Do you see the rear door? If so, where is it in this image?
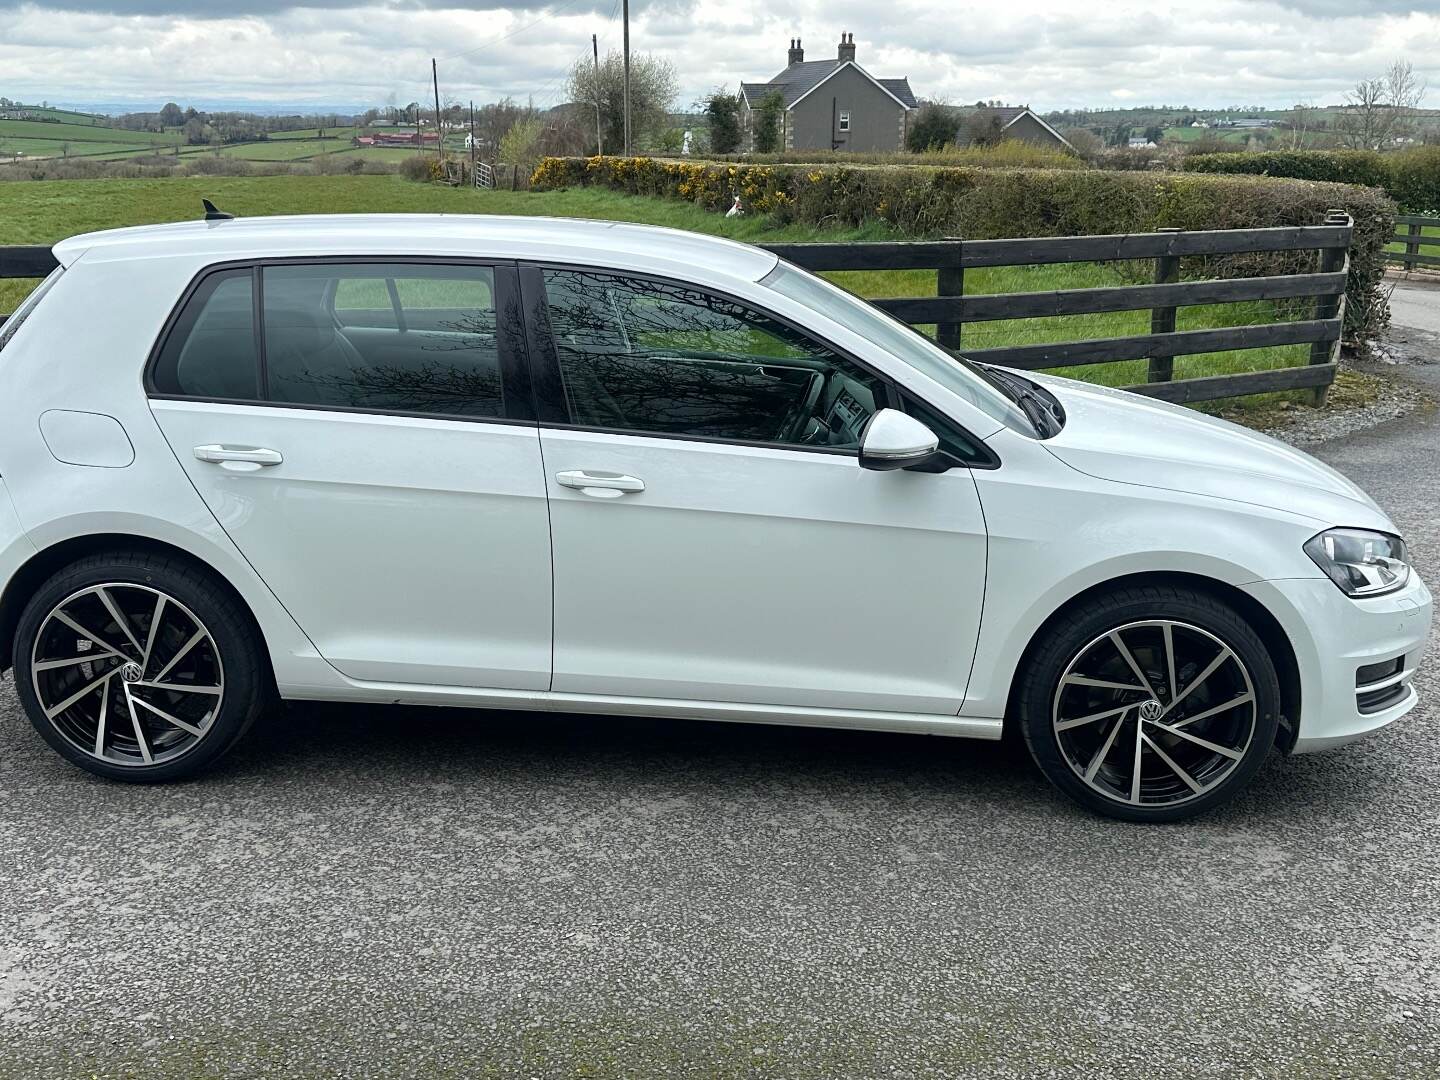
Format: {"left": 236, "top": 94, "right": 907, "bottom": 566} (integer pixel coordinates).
{"left": 147, "top": 259, "right": 554, "bottom": 691}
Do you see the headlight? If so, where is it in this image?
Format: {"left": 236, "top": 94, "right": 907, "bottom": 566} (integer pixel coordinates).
{"left": 1304, "top": 528, "right": 1411, "bottom": 597}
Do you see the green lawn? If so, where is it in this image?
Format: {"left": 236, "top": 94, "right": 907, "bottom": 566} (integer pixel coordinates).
{"left": 0, "top": 174, "right": 1317, "bottom": 404}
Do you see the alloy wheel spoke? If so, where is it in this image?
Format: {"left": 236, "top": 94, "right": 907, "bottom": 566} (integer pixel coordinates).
{"left": 1129, "top": 714, "right": 1145, "bottom": 803}
{"left": 122, "top": 685, "right": 154, "bottom": 764}
{"left": 95, "top": 587, "right": 144, "bottom": 655}
{"left": 1083, "top": 710, "right": 1129, "bottom": 782}
{"left": 52, "top": 611, "right": 128, "bottom": 663}
{"left": 141, "top": 594, "right": 166, "bottom": 674}
{"left": 151, "top": 628, "right": 207, "bottom": 685}
{"left": 137, "top": 681, "right": 222, "bottom": 697}
{"left": 1162, "top": 623, "right": 1178, "bottom": 703}
{"left": 1160, "top": 647, "right": 1236, "bottom": 720}
{"left": 1148, "top": 720, "right": 1245, "bottom": 761}
{"left": 35, "top": 654, "right": 118, "bottom": 673}
{"left": 1062, "top": 674, "right": 1151, "bottom": 694}
{"left": 1110, "top": 631, "right": 1154, "bottom": 696}
{"left": 1170, "top": 691, "right": 1254, "bottom": 730}
{"left": 44, "top": 671, "right": 114, "bottom": 719}
{"left": 1056, "top": 703, "right": 1130, "bottom": 733}
{"left": 130, "top": 694, "right": 207, "bottom": 738}
{"left": 93, "top": 682, "right": 110, "bottom": 757}
{"left": 1141, "top": 731, "right": 1206, "bottom": 795}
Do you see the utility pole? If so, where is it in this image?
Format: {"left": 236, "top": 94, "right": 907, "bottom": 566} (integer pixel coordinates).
{"left": 432, "top": 58, "right": 443, "bottom": 160}
{"left": 622, "top": 0, "right": 631, "bottom": 155}
{"left": 592, "top": 33, "right": 604, "bottom": 156}
{"left": 469, "top": 99, "right": 476, "bottom": 183}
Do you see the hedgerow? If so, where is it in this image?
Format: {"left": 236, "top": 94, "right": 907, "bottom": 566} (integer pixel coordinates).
{"left": 1185, "top": 147, "right": 1440, "bottom": 214}
{"left": 531, "top": 156, "right": 1398, "bottom": 339}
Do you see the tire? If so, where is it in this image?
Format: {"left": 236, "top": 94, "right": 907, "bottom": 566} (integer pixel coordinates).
{"left": 1017, "top": 585, "right": 1281, "bottom": 823}
{"left": 11, "top": 550, "right": 269, "bottom": 782}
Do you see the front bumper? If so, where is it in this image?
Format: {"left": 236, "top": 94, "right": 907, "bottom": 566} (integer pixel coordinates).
{"left": 1241, "top": 572, "right": 1433, "bottom": 753}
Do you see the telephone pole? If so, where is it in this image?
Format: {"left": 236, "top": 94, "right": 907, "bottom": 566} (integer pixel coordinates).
{"left": 592, "top": 33, "right": 604, "bottom": 156}
{"left": 622, "top": 0, "right": 631, "bottom": 155}
{"left": 432, "top": 58, "right": 443, "bottom": 160}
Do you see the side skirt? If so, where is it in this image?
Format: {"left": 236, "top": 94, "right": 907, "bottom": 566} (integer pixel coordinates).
{"left": 279, "top": 680, "right": 1004, "bottom": 741}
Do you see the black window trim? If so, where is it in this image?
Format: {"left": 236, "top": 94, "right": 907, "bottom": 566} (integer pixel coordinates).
{"left": 518, "top": 260, "right": 998, "bottom": 468}
{"left": 144, "top": 255, "right": 537, "bottom": 428}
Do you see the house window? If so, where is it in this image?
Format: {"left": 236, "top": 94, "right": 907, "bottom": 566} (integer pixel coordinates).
{"left": 838, "top": 111, "right": 851, "bottom": 132}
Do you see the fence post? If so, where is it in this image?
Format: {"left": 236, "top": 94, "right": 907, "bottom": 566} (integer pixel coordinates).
{"left": 1147, "top": 227, "right": 1182, "bottom": 384}
{"left": 935, "top": 238, "right": 964, "bottom": 351}
{"left": 1309, "top": 209, "right": 1351, "bottom": 407}
{"left": 1405, "top": 219, "right": 1422, "bottom": 272}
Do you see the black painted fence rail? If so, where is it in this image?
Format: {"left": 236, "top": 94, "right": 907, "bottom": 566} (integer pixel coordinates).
{"left": 765, "top": 211, "right": 1353, "bottom": 406}
{"left": 1391, "top": 213, "right": 1440, "bottom": 271}
{"left": 3, "top": 213, "right": 1353, "bottom": 405}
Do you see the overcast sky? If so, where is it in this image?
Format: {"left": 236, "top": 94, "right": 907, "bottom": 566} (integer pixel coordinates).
{"left": 2, "top": 0, "right": 1439, "bottom": 113}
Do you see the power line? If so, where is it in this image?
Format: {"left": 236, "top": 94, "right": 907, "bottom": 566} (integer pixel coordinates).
{"left": 435, "top": 0, "right": 594, "bottom": 65}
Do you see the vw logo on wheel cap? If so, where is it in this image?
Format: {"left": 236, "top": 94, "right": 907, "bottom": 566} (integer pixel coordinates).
{"left": 1139, "top": 699, "right": 1164, "bottom": 721}
{"left": 120, "top": 662, "right": 144, "bottom": 684}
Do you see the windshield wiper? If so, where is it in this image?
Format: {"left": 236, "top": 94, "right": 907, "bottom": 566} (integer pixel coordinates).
{"left": 981, "top": 366, "right": 1065, "bottom": 438}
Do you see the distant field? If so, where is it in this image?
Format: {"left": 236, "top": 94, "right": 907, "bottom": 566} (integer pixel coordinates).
{"left": 268, "top": 126, "right": 359, "bottom": 141}
{"left": 0, "top": 106, "right": 105, "bottom": 125}
{"left": 1161, "top": 127, "right": 1251, "bottom": 144}
{"left": 0, "top": 119, "right": 178, "bottom": 145}
{"left": 0, "top": 174, "right": 1319, "bottom": 409}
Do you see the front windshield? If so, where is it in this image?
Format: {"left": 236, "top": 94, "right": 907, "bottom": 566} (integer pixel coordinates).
{"left": 761, "top": 261, "right": 1035, "bottom": 436}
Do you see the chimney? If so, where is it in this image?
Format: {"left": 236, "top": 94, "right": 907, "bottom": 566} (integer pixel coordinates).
{"left": 788, "top": 38, "right": 804, "bottom": 66}
{"left": 837, "top": 32, "right": 856, "bottom": 64}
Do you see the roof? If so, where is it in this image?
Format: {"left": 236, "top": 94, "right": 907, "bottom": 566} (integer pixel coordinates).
{"left": 51, "top": 214, "right": 781, "bottom": 284}
{"left": 741, "top": 59, "right": 914, "bottom": 110}
{"left": 952, "top": 106, "right": 1074, "bottom": 151}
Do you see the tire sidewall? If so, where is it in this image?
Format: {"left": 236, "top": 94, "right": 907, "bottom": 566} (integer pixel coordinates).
{"left": 1019, "top": 590, "right": 1282, "bottom": 823}
{"left": 12, "top": 555, "right": 263, "bottom": 783}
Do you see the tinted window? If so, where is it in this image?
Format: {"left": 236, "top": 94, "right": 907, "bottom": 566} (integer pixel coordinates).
{"left": 151, "top": 269, "right": 260, "bottom": 400}
{"left": 542, "top": 269, "right": 887, "bottom": 449}
{"left": 264, "top": 263, "right": 502, "bottom": 418}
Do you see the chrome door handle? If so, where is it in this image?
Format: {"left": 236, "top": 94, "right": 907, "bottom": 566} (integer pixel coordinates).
{"left": 555, "top": 470, "right": 645, "bottom": 497}
{"left": 193, "top": 444, "right": 283, "bottom": 466}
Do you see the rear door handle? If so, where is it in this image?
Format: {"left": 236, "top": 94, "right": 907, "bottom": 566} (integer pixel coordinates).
{"left": 555, "top": 470, "right": 645, "bottom": 497}
{"left": 194, "top": 444, "right": 284, "bottom": 467}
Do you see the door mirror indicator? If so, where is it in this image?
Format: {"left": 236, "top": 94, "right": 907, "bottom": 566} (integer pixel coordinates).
{"left": 858, "top": 409, "right": 942, "bottom": 471}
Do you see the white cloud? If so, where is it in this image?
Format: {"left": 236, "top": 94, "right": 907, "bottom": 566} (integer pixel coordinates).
{"left": 0, "top": 0, "right": 1438, "bottom": 111}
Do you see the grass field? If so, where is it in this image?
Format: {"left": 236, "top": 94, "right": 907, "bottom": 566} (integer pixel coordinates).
{"left": 0, "top": 174, "right": 1319, "bottom": 406}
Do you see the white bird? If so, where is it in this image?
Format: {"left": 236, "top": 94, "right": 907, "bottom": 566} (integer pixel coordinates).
{"left": 725, "top": 195, "right": 744, "bottom": 218}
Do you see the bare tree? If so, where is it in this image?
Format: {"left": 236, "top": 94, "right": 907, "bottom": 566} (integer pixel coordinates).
{"left": 1279, "top": 102, "right": 1319, "bottom": 150}
{"left": 1335, "top": 59, "right": 1427, "bottom": 150}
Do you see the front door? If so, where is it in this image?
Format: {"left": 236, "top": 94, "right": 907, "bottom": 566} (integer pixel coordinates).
{"left": 148, "top": 260, "right": 553, "bottom": 690}
{"left": 525, "top": 265, "right": 988, "bottom": 715}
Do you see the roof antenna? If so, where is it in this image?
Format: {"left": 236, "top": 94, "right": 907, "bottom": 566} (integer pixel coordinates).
{"left": 201, "top": 198, "right": 234, "bottom": 222}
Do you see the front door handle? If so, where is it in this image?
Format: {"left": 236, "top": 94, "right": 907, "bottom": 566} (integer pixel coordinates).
{"left": 555, "top": 470, "right": 645, "bottom": 498}
{"left": 194, "top": 444, "right": 284, "bottom": 467}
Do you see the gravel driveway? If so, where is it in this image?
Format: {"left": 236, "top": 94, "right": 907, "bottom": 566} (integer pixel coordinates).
{"left": 1, "top": 387, "right": 1437, "bottom": 1078}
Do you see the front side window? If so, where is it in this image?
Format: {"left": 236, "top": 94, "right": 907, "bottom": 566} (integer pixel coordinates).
{"left": 264, "top": 263, "right": 502, "bottom": 418}
{"left": 541, "top": 268, "right": 888, "bottom": 449}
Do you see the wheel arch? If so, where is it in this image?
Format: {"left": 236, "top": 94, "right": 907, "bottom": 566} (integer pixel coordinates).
{"left": 1004, "top": 570, "right": 1302, "bottom": 753}
{"left": 0, "top": 532, "right": 272, "bottom": 691}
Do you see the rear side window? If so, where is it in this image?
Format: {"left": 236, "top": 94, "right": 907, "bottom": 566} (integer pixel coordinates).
{"left": 150, "top": 262, "right": 506, "bottom": 421}
{"left": 151, "top": 269, "right": 260, "bottom": 400}
{"left": 0, "top": 267, "right": 65, "bottom": 354}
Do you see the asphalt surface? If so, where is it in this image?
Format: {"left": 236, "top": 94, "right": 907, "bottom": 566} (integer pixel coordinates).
{"left": 1, "top": 381, "right": 1438, "bottom": 1079}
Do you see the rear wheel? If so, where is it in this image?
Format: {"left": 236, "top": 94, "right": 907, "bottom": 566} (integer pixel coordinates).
{"left": 1018, "top": 586, "right": 1281, "bottom": 822}
{"left": 12, "top": 552, "right": 268, "bottom": 782}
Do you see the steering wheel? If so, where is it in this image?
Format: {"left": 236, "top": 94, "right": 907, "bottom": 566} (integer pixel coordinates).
{"left": 785, "top": 371, "right": 829, "bottom": 444}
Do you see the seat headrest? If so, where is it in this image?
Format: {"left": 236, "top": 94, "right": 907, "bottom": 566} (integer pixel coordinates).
{"left": 266, "top": 303, "right": 334, "bottom": 354}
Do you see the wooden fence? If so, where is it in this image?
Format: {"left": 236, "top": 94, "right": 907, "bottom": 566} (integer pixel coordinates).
{"left": 1389, "top": 213, "right": 1440, "bottom": 272}
{"left": 3, "top": 211, "right": 1353, "bottom": 405}
{"left": 765, "top": 210, "right": 1352, "bottom": 406}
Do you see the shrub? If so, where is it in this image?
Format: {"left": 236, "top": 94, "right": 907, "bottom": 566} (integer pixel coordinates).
{"left": 532, "top": 156, "right": 1396, "bottom": 340}
{"left": 399, "top": 154, "right": 445, "bottom": 182}
{"left": 1387, "top": 146, "right": 1440, "bottom": 214}
{"left": 1183, "top": 147, "right": 1440, "bottom": 213}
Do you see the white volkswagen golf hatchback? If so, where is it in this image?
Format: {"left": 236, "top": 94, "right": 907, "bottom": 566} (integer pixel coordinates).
{"left": 0, "top": 213, "right": 1429, "bottom": 820}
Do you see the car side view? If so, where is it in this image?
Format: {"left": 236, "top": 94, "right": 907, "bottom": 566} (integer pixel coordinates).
{"left": 0, "top": 212, "right": 1430, "bottom": 821}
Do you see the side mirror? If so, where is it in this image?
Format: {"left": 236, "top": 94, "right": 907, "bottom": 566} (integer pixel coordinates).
{"left": 858, "top": 408, "right": 941, "bottom": 472}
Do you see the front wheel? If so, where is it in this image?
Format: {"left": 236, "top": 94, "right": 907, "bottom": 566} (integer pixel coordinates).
{"left": 1018, "top": 586, "right": 1281, "bottom": 822}
{"left": 12, "top": 551, "right": 269, "bottom": 782}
